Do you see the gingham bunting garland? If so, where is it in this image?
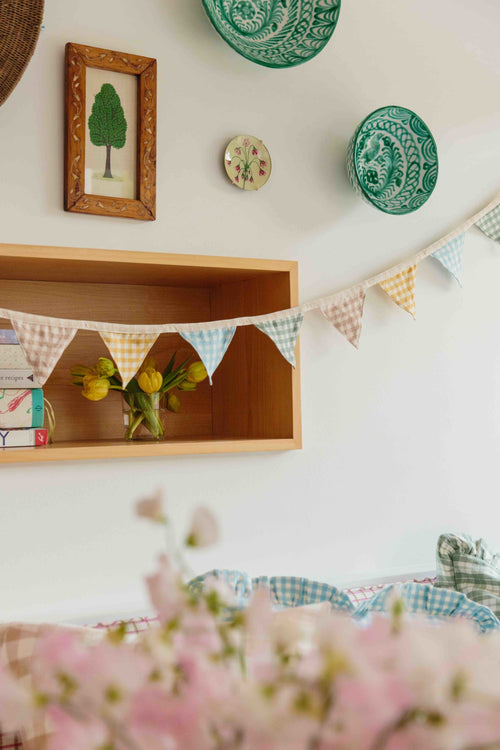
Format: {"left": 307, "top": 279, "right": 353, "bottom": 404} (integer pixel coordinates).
{"left": 432, "top": 234, "right": 465, "bottom": 286}
{"left": 100, "top": 332, "right": 159, "bottom": 386}
{"left": 10, "top": 321, "right": 78, "bottom": 386}
{"left": 0, "top": 192, "right": 498, "bottom": 382}
{"left": 255, "top": 314, "right": 303, "bottom": 367}
{"left": 320, "top": 289, "right": 366, "bottom": 348}
{"left": 475, "top": 205, "right": 500, "bottom": 241}
{"left": 180, "top": 327, "right": 236, "bottom": 384}
{"left": 379, "top": 264, "right": 417, "bottom": 319}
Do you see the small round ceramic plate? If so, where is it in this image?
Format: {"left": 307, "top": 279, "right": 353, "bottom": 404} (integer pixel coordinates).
{"left": 346, "top": 105, "right": 438, "bottom": 215}
{"left": 202, "top": 0, "right": 341, "bottom": 69}
{"left": 224, "top": 135, "right": 271, "bottom": 191}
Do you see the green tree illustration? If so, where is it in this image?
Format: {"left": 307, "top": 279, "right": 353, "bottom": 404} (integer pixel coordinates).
{"left": 88, "top": 83, "right": 127, "bottom": 179}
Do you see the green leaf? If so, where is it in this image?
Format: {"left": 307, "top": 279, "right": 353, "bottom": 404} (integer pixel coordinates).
{"left": 88, "top": 83, "right": 127, "bottom": 149}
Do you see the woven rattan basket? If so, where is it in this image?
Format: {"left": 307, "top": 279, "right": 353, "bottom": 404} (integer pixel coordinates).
{"left": 0, "top": 0, "right": 44, "bottom": 106}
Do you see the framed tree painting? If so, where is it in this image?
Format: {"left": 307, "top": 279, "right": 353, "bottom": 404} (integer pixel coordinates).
{"left": 64, "top": 43, "right": 157, "bottom": 220}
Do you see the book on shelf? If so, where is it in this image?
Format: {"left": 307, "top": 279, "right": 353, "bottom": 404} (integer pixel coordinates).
{"left": 0, "top": 330, "right": 41, "bottom": 388}
{"left": 0, "top": 388, "right": 44, "bottom": 429}
{"left": 0, "top": 330, "right": 18, "bottom": 345}
{"left": 0, "top": 428, "right": 49, "bottom": 448}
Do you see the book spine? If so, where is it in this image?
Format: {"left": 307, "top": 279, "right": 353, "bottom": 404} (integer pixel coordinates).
{"left": 0, "top": 389, "right": 44, "bottom": 428}
{"left": 0, "top": 371, "right": 41, "bottom": 388}
{"left": 0, "top": 330, "right": 18, "bottom": 345}
{"left": 0, "top": 344, "right": 30, "bottom": 369}
{"left": 0, "top": 428, "right": 48, "bottom": 447}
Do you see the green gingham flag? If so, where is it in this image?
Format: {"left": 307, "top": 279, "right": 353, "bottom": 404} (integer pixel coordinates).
{"left": 432, "top": 233, "right": 465, "bottom": 286}
{"left": 475, "top": 204, "right": 500, "bottom": 241}
{"left": 435, "top": 533, "right": 500, "bottom": 618}
{"left": 255, "top": 313, "right": 303, "bottom": 367}
{"left": 180, "top": 327, "right": 236, "bottom": 384}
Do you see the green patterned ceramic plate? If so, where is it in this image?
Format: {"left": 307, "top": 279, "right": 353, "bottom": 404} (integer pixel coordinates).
{"left": 346, "top": 105, "right": 438, "bottom": 215}
{"left": 201, "top": 0, "right": 341, "bottom": 69}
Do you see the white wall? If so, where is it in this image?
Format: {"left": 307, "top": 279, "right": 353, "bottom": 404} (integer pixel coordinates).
{"left": 1, "top": 0, "right": 499, "bottom": 622}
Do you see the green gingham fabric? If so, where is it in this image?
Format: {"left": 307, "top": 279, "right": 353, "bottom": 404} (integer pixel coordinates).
{"left": 255, "top": 313, "right": 303, "bottom": 368}
{"left": 475, "top": 204, "right": 500, "bottom": 241}
{"left": 354, "top": 582, "right": 499, "bottom": 633}
{"left": 435, "top": 533, "right": 500, "bottom": 618}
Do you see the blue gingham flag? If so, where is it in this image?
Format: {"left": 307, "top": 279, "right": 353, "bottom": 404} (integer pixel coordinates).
{"left": 432, "top": 233, "right": 465, "bottom": 286}
{"left": 180, "top": 327, "right": 236, "bottom": 384}
{"left": 255, "top": 313, "right": 303, "bottom": 367}
{"left": 475, "top": 205, "right": 500, "bottom": 241}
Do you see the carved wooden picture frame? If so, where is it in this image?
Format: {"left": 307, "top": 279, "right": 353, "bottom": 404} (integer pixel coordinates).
{"left": 65, "top": 43, "right": 156, "bottom": 220}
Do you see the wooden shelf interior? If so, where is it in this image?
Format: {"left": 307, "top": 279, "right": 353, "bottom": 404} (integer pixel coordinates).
{"left": 0, "top": 244, "right": 301, "bottom": 457}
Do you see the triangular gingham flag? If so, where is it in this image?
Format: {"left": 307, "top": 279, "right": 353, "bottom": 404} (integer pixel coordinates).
{"left": 432, "top": 233, "right": 465, "bottom": 286}
{"left": 475, "top": 205, "right": 500, "bottom": 241}
{"left": 11, "top": 320, "right": 78, "bottom": 386}
{"left": 255, "top": 313, "right": 303, "bottom": 368}
{"left": 379, "top": 264, "right": 417, "bottom": 319}
{"left": 180, "top": 327, "right": 236, "bottom": 384}
{"left": 100, "top": 332, "right": 158, "bottom": 386}
{"left": 320, "top": 289, "right": 366, "bottom": 348}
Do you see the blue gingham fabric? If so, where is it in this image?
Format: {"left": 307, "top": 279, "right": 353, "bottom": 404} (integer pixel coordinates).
{"left": 253, "top": 576, "right": 353, "bottom": 613}
{"left": 188, "top": 571, "right": 354, "bottom": 616}
{"left": 354, "top": 582, "right": 500, "bottom": 633}
{"left": 475, "top": 204, "right": 500, "bottom": 241}
{"left": 432, "top": 233, "right": 465, "bottom": 286}
{"left": 188, "top": 573, "right": 500, "bottom": 633}
{"left": 180, "top": 327, "right": 236, "bottom": 384}
{"left": 255, "top": 313, "right": 303, "bottom": 368}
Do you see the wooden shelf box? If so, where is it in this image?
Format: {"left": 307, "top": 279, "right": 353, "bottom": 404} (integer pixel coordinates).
{"left": 0, "top": 244, "right": 301, "bottom": 463}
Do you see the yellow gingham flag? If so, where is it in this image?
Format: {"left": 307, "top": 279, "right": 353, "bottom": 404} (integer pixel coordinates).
{"left": 100, "top": 332, "right": 158, "bottom": 386}
{"left": 379, "top": 264, "right": 417, "bottom": 319}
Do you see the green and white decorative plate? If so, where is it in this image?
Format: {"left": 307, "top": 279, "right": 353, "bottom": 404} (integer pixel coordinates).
{"left": 224, "top": 135, "right": 271, "bottom": 190}
{"left": 202, "top": 0, "right": 341, "bottom": 69}
{"left": 346, "top": 105, "right": 438, "bottom": 215}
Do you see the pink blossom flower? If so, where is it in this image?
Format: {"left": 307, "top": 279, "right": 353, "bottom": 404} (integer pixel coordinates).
{"left": 136, "top": 489, "right": 166, "bottom": 524}
{"left": 243, "top": 138, "right": 250, "bottom": 148}
{"left": 234, "top": 147, "right": 241, "bottom": 155}
{"left": 46, "top": 707, "right": 109, "bottom": 750}
{"left": 185, "top": 507, "right": 219, "bottom": 548}
{"left": 146, "top": 553, "right": 186, "bottom": 623}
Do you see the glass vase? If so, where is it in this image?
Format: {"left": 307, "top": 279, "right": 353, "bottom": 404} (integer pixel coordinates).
{"left": 122, "top": 392, "right": 164, "bottom": 441}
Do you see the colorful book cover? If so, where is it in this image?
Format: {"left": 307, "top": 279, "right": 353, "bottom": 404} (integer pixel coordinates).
{"left": 0, "top": 389, "right": 44, "bottom": 429}
{"left": 0, "top": 371, "right": 41, "bottom": 388}
{"left": 0, "top": 428, "right": 48, "bottom": 448}
{"left": 0, "top": 344, "right": 30, "bottom": 369}
{"left": 0, "top": 330, "right": 18, "bottom": 345}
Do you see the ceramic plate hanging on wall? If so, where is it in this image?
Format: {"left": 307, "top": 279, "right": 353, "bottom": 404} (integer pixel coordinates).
{"left": 224, "top": 135, "right": 271, "bottom": 191}
{"left": 202, "top": 0, "right": 341, "bottom": 69}
{"left": 346, "top": 105, "right": 438, "bottom": 215}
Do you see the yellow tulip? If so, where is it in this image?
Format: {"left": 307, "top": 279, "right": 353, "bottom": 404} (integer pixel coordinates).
{"left": 95, "top": 357, "right": 116, "bottom": 378}
{"left": 138, "top": 370, "right": 163, "bottom": 394}
{"left": 166, "top": 393, "right": 181, "bottom": 413}
{"left": 81, "top": 374, "right": 110, "bottom": 401}
{"left": 70, "top": 365, "right": 95, "bottom": 386}
{"left": 186, "top": 361, "right": 208, "bottom": 383}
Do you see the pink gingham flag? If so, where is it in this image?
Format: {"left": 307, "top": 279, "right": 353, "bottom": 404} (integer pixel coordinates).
{"left": 10, "top": 321, "right": 78, "bottom": 386}
{"left": 320, "top": 289, "right": 366, "bottom": 348}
